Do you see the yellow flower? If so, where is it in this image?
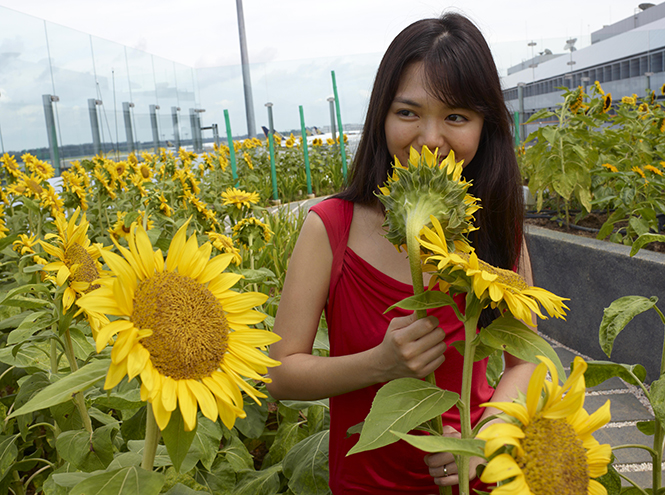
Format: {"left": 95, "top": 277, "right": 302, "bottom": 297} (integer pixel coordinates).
{"left": 420, "top": 217, "right": 568, "bottom": 323}
{"left": 0, "top": 205, "right": 9, "bottom": 239}
{"left": 661, "top": 83, "right": 665, "bottom": 96}
{"left": 207, "top": 231, "right": 242, "bottom": 265}
{"left": 110, "top": 211, "right": 154, "bottom": 239}
{"left": 222, "top": 187, "right": 260, "bottom": 209}
{"left": 40, "top": 184, "right": 64, "bottom": 216}
{"left": 13, "top": 234, "right": 39, "bottom": 256}
{"left": 593, "top": 81, "right": 604, "bottom": 95}
{"left": 39, "top": 209, "right": 107, "bottom": 315}
{"left": 477, "top": 356, "right": 612, "bottom": 495}
{"left": 644, "top": 165, "right": 663, "bottom": 176}
{"left": 285, "top": 134, "right": 296, "bottom": 148}
{"left": 232, "top": 217, "right": 273, "bottom": 249}
{"left": 1, "top": 153, "right": 22, "bottom": 179}
{"left": 621, "top": 96, "right": 636, "bottom": 106}
{"left": 76, "top": 220, "right": 281, "bottom": 431}
{"left": 326, "top": 137, "right": 335, "bottom": 146}
{"left": 601, "top": 163, "right": 618, "bottom": 173}
{"left": 158, "top": 193, "right": 173, "bottom": 217}
{"left": 24, "top": 154, "right": 54, "bottom": 182}
{"left": 242, "top": 152, "right": 254, "bottom": 170}
{"left": 601, "top": 93, "right": 612, "bottom": 113}
{"left": 632, "top": 166, "right": 646, "bottom": 179}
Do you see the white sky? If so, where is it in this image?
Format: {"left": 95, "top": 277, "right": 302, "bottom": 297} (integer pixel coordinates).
{"left": 0, "top": 0, "right": 641, "bottom": 68}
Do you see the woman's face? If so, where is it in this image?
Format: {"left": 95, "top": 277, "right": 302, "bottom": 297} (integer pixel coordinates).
{"left": 384, "top": 61, "right": 484, "bottom": 168}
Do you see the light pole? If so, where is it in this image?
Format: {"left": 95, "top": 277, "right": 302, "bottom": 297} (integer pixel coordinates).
{"left": 0, "top": 91, "right": 5, "bottom": 154}
{"left": 236, "top": 0, "right": 256, "bottom": 138}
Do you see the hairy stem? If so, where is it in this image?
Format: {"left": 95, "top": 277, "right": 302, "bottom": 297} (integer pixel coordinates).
{"left": 62, "top": 328, "right": 93, "bottom": 434}
{"left": 141, "top": 403, "right": 161, "bottom": 471}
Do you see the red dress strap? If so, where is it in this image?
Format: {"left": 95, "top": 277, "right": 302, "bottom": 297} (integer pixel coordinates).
{"left": 309, "top": 198, "right": 353, "bottom": 307}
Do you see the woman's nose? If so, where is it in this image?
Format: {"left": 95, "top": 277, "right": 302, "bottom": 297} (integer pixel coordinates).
{"left": 416, "top": 120, "right": 449, "bottom": 155}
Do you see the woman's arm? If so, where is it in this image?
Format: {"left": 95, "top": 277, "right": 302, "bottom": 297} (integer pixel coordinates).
{"left": 266, "top": 211, "right": 447, "bottom": 401}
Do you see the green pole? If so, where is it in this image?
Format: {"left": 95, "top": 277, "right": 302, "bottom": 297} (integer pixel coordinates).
{"left": 299, "top": 105, "right": 313, "bottom": 196}
{"left": 224, "top": 109, "right": 238, "bottom": 184}
{"left": 514, "top": 111, "right": 520, "bottom": 147}
{"left": 331, "top": 70, "right": 348, "bottom": 181}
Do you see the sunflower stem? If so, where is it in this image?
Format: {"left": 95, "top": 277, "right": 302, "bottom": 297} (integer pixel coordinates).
{"left": 457, "top": 313, "right": 480, "bottom": 495}
{"left": 141, "top": 403, "right": 161, "bottom": 471}
{"left": 62, "top": 328, "right": 93, "bottom": 434}
{"left": 405, "top": 212, "right": 448, "bottom": 495}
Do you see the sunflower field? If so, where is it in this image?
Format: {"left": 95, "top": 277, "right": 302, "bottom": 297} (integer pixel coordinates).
{"left": 0, "top": 139, "right": 343, "bottom": 494}
{"left": 519, "top": 82, "right": 665, "bottom": 244}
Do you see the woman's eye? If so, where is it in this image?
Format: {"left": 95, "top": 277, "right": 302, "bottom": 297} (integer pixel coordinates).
{"left": 397, "top": 109, "right": 416, "bottom": 117}
{"left": 447, "top": 114, "right": 468, "bottom": 122}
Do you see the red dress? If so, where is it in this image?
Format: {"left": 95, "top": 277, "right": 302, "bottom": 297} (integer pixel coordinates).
{"left": 310, "top": 198, "right": 493, "bottom": 494}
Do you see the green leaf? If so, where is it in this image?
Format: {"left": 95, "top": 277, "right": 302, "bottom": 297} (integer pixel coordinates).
{"left": 525, "top": 108, "right": 554, "bottom": 124}
{"left": 385, "top": 291, "right": 456, "bottom": 314}
{"left": 636, "top": 420, "right": 655, "bottom": 436}
{"left": 121, "top": 406, "right": 147, "bottom": 442}
{"left": 280, "top": 399, "right": 329, "bottom": 410}
{"left": 486, "top": 350, "right": 504, "bottom": 389}
{"left": 390, "top": 431, "right": 484, "bottom": 457}
{"left": 107, "top": 452, "right": 143, "bottom": 470}
{"left": 234, "top": 464, "right": 282, "bottom": 495}
{"left": 0, "top": 341, "right": 53, "bottom": 370}
{"left": 0, "top": 283, "right": 53, "bottom": 309}
{"left": 191, "top": 417, "right": 223, "bottom": 471}
{"left": 630, "top": 233, "right": 665, "bottom": 256}
{"left": 9, "top": 358, "right": 109, "bottom": 418}
{"left": 479, "top": 316, "right": 565, "bottom": 380}
{"left": 235, "top": 400, "right": 269, "bottom": 438}
{"left": 6, "top": 311, "right": 51, "bottom": 344}
{"left": 347, "top": 378, "right": 459, "bottom": 455}
{"left": 267, "top": 413, "right": 307, "bottom": 465}
{"left": 596, "top": 463, "right": 622, "bottom": 495}
{"left": 282, "top": 430, "right": 330, "bottom": 495}
{"left": 69, "top": 466, "right": 165, "bottom": 495}
{"left": 127, "top": 440, "right": 171, "bottom": 467}
{"left": 93, "top": 388, "right": 143, "bottom": 410}
{"left": 194, "top": 456, "right": 236, "bottom": 493}
{"left": 56, "top": 425, "right": 115, "bottom": 472}
{"left": 238, "top": 267, "right": 276, "bottom": 284}
{"left": 161, "top": 408, "right": 198, "bottom": 473}
{"left": 581, "top": 361, "right": 647, "bottom": 388}
{"left": 0, "top": 435, "right": 19, "bottom": 479}
{"left": 221, "top": 434, "right": 254, "bottom": 472}
{"left": 599, "top": 296, "right": 658, "bottom": 357}
{"left": 450, "top": 340, "right": 496, "bottom": 362}
{"left": 163, "top": 483, "right": 209, "bottom": 495}
{"left": 650, "top": 376, "right": 665, "bottom": 428}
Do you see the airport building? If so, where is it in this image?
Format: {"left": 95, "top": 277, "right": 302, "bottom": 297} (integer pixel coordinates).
{"left": 503, "top": 2, "right": 665, "bottom": 141}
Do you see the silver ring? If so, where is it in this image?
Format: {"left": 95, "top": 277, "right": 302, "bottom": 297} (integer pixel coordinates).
{"left": 443, "top": 465, "right": 448, "bottom": 477}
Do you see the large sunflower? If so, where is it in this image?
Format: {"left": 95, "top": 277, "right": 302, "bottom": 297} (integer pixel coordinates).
{"left": 77, "top": 220, "right": 281, "bottom": 431}
{"left": 477, "top": 356, "right": 612, "bottom": 495}
{"left": 419, "top": 216, "right": 568, "bottom": 323}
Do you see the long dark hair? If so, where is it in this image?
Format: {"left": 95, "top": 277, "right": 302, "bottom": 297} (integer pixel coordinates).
{"left": 337, "top": 12, "right": 524, "bottom": 278}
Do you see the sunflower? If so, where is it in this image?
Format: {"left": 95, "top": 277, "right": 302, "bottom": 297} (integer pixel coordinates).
{"left": 76, "top": 220, "right": 281, "bottom": 431}
{"left": 379, "top": 146, "right": 479, "bottom": 252}
{"left": 24, "top": 154, "right": 54, "bottom": 182}
{"left": 40, "top": 184, "right": 64, "bottom": 216}
{"left": 110, "top": 211, "right": 154, "bottom": 239}
{"left": 242, "top": 152, "right": 254, "bottom": 170}
{"left": 601, "top": 93, "right": 612, "bottom": 113}
{"left": 632, "top": 166, "right": 646, "bottom": 179}
{"left": 644, "top": 164, "right": 663, "bottom": 176}
{"left": 477, "top": 356, "right": 612, "bottom": 495}
{"left": 1, "top": 153, "right": 22, "bottom": 179}
{"left": 0, "top": 206, "right": 9, "bottom": 239}
{"left": 13, "top": 234, "right": 39, "bottom": 256}
{"left": 621, "top": 96, "right": 636, "bottom": 106}
{"left": 600, "top": 163, "right": 618, "bottom": 173}
{"left": 420, "top": 216, "right": 568, "bottom": 323}
{"left": 207, "top": 231, "right": 242, "bottom": 265}
{"left": 222, "top": 187, "right": 260, "bottom": 209}
{"left": 593, "top": 81, "right": 604, "bottom": 95}
{"left": 232, "top": 217, "right": 273, "bottom": 249}
{"left": 158, "top": 193, "right": 173, "bottom": 217}
{"left": 39, "top": 209, "right": 107, "bottom": 316}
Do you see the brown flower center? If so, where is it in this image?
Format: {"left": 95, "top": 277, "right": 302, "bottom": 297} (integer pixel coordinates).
{"left": 65, "top": 243, "right": 100, "bottom": 291}
{"left": 517, "top": 416, "right": 589, "bottom": 495}
{"left": 132, "top": 271, "right": 229, "bottom": 380}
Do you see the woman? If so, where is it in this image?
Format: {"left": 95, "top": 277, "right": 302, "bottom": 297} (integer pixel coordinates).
{"left": 267, "top": 12, "right": 535, "bottom": 494}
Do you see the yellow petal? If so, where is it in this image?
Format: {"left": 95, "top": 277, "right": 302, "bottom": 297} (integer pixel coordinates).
{"left": 482, "top": 401, "right": 530, "bottom": 426}
{"left": 221, "top": 292, "right": 268, "bottom": 312}
{"left": 133, "top": 225, "right": 156, "bottom": 276}
{"left": 198, "top": 253, "right": 234, "bottom": 284}
{"left": 177, "top": 380, "right": 198, "bottom": 431}
{"left": 166, "top": 219, "right": 191, "bottom": 271}
{"left": 104, "top": 359, "right": 128, "bottom": 389}
{"left": 188, "top": 379, "right": 218, "bottom": 422}
{"left": 111, "top": 327, "right": 138, "bottom": 364}
{"left": 480, "top": 453, "right": 523, "bottom": 484}
{"left": 95, "top": 319, "right": 134, "bottom": 353}
{"left": 588, "top": 479, "right": 608, "bottom": 495}
{"left": 152, "top": 391, "right": 172, "bottom": 430}
{"left": 126, "top": 343, "right": 150, "bottom": 381}
{"left": 161, "top": 376, "right": 178, "bottom": 412}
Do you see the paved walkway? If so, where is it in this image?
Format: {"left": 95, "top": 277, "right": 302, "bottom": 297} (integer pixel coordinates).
{"left": 545, "top": 333, "right": 662, "bottom": 489}
{"left": 269, "top": 196, "right": 663, "bottom": 489}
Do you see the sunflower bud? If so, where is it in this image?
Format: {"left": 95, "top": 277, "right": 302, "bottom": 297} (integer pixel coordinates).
{"left": 377, "top": 146, "right": 479, "bottom": 252}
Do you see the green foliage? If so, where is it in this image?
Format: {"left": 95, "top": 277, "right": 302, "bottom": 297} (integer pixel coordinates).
{"left": 521, "top": 85, "right": 665, "bottom": 243}
{"left": 599, "top": 296, "right": 658, "bottom": 357}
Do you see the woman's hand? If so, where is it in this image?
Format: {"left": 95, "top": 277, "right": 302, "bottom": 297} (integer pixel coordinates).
{"left": 373, "top": 312, "right": 447, "bottom": 382}
{"left": 424, "top": 426, "right": 484, "bottom": 486}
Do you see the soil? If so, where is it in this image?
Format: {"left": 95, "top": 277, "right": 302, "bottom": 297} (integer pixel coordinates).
{"left": 525, "top": 211, "right": 665, "bottom": 254}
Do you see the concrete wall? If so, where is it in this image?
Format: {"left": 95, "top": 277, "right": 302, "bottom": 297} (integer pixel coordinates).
{"left": 526, "top": 225, "right": 665, "bottom": 381}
